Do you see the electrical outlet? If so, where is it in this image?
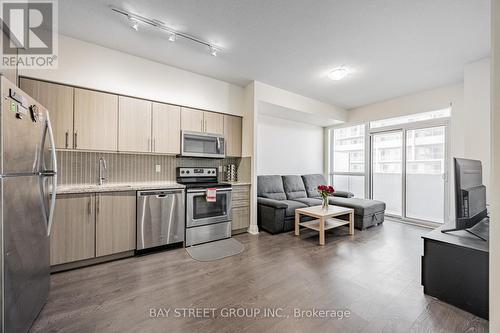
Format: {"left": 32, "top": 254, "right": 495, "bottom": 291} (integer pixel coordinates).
{"left": 155, "top": 164, "right": 161, "bottom": 173}
{"left": 218, "top": 166, "right": 223, "bottom": 172}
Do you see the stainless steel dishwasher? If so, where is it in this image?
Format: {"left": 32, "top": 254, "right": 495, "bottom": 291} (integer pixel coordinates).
{"left": 136, "top": 189, "right": 185, "bottom": 251}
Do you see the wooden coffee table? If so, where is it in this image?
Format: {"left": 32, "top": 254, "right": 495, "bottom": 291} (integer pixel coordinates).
{"left": 295, "top": 205, "right": 354, "bottom": 245}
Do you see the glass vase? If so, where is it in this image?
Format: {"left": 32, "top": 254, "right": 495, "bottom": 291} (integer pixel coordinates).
{"left": 322, "top": 197, "right": 329, "bottom": 210}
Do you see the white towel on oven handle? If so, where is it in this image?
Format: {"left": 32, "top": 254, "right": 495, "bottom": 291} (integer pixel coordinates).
{"left": 206, "top": 188, "right": 217, "bottom": 202}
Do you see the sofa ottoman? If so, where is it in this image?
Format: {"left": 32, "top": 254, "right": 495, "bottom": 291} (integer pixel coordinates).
{"left": 329, "top": 197, "right": 385, "bottom": 230}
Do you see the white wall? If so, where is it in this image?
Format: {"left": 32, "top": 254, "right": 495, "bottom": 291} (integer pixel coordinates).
{"left": 257, "top": 114, "right": 324, "bottom": 175}
{"left": 20, "top": 35, "right": 244, "bottom": 115}
{"left": 254, "top": 81, "right": 347, "bottom": 122}
{"left": 490, "top": 0, "right": 500, "bottom": 329}
{"left": 464, "top": 58, "right": 491, "bottom": 197}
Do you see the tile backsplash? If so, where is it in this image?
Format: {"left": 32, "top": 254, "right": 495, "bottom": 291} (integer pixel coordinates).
{"left": 57, "top": 151, "right": 243, "bottom": 185}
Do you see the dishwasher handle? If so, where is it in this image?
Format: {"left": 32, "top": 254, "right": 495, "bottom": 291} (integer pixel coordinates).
{"left": 138, "top": 189, "right": 184, "bottom": 197}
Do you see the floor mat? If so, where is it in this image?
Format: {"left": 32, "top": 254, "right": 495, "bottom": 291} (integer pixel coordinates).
{"left": 185, "top": 238, "right": 244, "bottom": 262}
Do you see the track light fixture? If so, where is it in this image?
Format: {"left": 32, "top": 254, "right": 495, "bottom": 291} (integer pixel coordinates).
{"left": 111, "top": 6, "right": 222, "bottom": 56}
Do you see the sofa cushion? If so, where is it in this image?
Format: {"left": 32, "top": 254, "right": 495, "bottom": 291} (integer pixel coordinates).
{"left": 301, "top": 174, "right": 327, "bottom": 198}
{"left": 282, "top": 175, "right": 308, "bottom": 200}
{"left": 328, "top": 197, "right": 386, "bottom": 216}
{"left": 293, "top": 198, "right": 323, "bottom": 207}
{"left": 281, "top": 200, "right": 308, "bottom": 217}
{"left": 257, "top": 175, "right": 286, "bottom": 200}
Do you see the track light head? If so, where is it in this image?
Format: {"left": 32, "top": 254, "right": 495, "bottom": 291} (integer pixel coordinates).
{"left": 168, "top": 33, "right": 176, "bottom": 42}
{"left": 209, "top": 45, "right": 218, "bottom": 57}
{"left": 128, "top": 16, "right": 139, "bottom": 31}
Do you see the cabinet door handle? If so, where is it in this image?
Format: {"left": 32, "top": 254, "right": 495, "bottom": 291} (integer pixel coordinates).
{"left": 201, "top": 118, "right": 204, "bottom": 132}
{"left": 148, "top": 138, "right": 151, "bottom": 151}
{"left": 153, "top": 138, "right": 156, "bottom": 152}
{"left": 96, "top": 195, "right": 100, "bottom": 216}
{"left": 65, "top": 131, "right": 69, "bottom": 149}
{"left": 74, "top": 131, "right": 78, "bottom": 149}
{"left": 87, "top": 196, "right": 92, "bottom": 215}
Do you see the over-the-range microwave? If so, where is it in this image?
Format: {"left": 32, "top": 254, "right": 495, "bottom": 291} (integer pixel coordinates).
{"left": 181, "top": 131, "right": 226, "bottom": 158}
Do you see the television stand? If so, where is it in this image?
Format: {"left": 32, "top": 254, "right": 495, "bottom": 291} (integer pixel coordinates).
{"left": 422, "top": 226, "right": 489, "bottom": 319}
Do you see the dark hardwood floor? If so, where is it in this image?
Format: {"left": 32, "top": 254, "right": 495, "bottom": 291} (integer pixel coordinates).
{"left": 30, "top": 221, "right": 488, "bottom": 333}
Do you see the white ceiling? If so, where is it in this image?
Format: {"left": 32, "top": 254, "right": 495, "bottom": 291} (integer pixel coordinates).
{"left": 59, "top": 0, "right": 490, "bottom": 109}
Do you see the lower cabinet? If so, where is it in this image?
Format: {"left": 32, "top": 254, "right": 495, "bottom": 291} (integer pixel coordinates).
{"left": 96, "top": 192, "right": 136, "bottom": 257}
{"left": 51, "top": 191, "right": 136, "bottom": 267}
{"left": 232, "top": 207, "right": 250, "bottom": 230}
{"left": 231, "top": 185, "right": 250, "bottom": 233}
{"left": 50, "top": 194, "right": 95, "bottom": 266}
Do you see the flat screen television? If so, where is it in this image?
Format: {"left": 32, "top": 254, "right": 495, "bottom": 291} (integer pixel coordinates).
{"left": 442, "top": 158, "right": 489, "bottom": 240}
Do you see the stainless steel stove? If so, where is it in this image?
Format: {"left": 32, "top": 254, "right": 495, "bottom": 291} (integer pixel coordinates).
{"left": 177, "top": 167, "right": 232, "bottom": 246}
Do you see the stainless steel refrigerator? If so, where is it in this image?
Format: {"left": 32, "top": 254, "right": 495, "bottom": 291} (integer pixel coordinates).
{"left": 0, "top": 77, "right": 57, "bottom": 332}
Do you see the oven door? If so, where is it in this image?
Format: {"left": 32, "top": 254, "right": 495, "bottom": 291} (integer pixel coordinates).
{"left": 186, "top": 188, "right": 232, "bottom": 227}
{"left": 181, "top": 131, "right": 225, "bottom": 158}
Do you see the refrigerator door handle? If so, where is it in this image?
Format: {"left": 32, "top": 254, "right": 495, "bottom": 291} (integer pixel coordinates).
{"left": 45, "top": 114, "right": 58, "bottom": 236}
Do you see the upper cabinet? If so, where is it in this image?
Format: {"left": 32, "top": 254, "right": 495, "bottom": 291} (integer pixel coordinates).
{"left": 204, "top": 112, "right": 224, "bottom": 135}
{"left": 152, "top": 102, "right": 181, "bottom": 154}
{"left": 118, "top": 96, "right": 152, "bottom": 152}
{"left": 20, "top": 78, "right": 240, "bottom": 156}
{"left": 224, "top": 115, "right": 242, "bottom": 157}
{"left": 20, "top": 78, "right": 74, "bottom": 149}
{"left": 181, "top": 107, "right": 224, "bottom": 135}
{"left": 74, "top": 88, "right": 118, "bottom": 151}
{"left": 180, "top": 107, "right": 204, "bottom": 132}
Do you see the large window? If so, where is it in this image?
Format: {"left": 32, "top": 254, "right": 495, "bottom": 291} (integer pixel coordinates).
{"left": 329, "top": 109, "right": 450, "bottom": 225}
{"left": 329, "top": 124, "right": 366, "bottom": 198}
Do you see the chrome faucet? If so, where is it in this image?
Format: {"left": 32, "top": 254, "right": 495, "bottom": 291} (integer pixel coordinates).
{"left": 98, "top": 157, "right": 108, "bottom": 185}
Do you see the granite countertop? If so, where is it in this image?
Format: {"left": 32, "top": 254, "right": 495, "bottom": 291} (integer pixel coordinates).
{"left": 57, "top": 181, "right": 185, "bottom": 194}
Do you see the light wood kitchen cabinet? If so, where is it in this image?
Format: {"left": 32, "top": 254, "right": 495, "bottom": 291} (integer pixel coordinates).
{"left": 152, "top": 102, "right": 181, "bottom": 154}
{"left": 20, "top": 78, "right": 74, "bottom": 149}
{"left": 74, "top": 88, "right": 118, "bottom": 151}
{"left": 118, "top": 96, "right": 152, "bottom": 152}
{"left": 96, "top": 192, "right": 136, "bottom": 257}
{"left": 181, "top": 107, "right": 204, "bottom": 132}
{"left": 181, "top": 107, "right": 224, "bottom": 135}
{"left": 232, "top": 207, "right": 250, "bottom": 231}
{"left": 204, "top": 112, "right": 224, "bottom": 135}
{"left": 224, "top": 115, "right": 242, "bottom": 157}
{"left": 50, "top": 194, "right": 95, "bottom": 265}
{"left": 231, "top": 185, "right": 250, "bottom": 233}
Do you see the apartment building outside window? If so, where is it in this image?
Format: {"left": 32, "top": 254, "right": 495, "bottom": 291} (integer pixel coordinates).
{"left": 329, "top": 124, "right": 367, "bottom": 198}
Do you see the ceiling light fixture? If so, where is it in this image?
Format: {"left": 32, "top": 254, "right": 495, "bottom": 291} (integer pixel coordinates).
{"left": 328, "top": 67, "right": 349, "bottom": 81}
{"left": 111, "top": 6, "right": 222, "bottom": 56}
{"left": 128, "top": 16, "right": 139, "bottom": 31}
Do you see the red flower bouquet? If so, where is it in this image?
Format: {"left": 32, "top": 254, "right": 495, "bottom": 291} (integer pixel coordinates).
{"left": 317, "top": 185, "right": 335, "bottom": 209}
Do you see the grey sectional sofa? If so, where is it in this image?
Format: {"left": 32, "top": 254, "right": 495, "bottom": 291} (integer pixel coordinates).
{"left": 257, "top": 174, "right": 385, "bottom": 234}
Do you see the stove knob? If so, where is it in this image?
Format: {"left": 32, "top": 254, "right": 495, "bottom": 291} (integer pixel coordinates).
{"left": 181, "top": 170, "right": 185, "bottom": 174}
{"left": 186, "top": 170, "right": 190, "bottom": 174}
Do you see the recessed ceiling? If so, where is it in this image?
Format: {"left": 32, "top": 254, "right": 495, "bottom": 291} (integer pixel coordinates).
{"left": 59, "top": 0, "right": 490, "bottom": 109}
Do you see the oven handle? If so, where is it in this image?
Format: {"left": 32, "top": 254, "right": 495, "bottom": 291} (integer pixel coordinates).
{"left": 187, "top": 188, "right": 232, "bottom": 194}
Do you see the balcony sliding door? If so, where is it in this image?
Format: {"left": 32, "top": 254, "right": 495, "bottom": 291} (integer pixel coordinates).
{"left": 371, "top": 131, "right": 403, "bottom": 216}
{"left": 370, "top": 125, "right": 447, "bottom": 224}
